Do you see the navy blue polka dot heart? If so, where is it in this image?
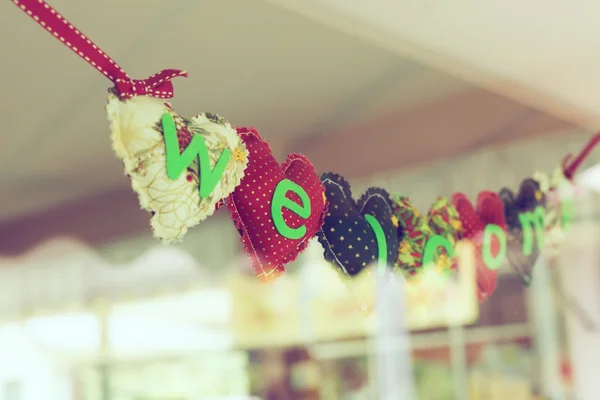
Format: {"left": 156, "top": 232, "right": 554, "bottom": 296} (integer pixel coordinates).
{"left": 316, "top": 173, "right": 401, "bottom": 277}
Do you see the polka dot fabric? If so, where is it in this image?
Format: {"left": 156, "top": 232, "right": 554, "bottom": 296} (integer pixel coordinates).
{"left": 225, "top": 127, "right": 327, "bottom": 282}
{"left": 499, "top": 178, "right": 546, "bottom": 285}
{"left": 316, "top": 173, "right": 399, "bottom": 278}
{"left": 451, "top": 191, "right": 506, "bottom": 302}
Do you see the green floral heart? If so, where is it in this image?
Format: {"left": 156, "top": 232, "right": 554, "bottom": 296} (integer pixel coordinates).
{"left": 391, "top": 196, "right": 463, "bottom": 276}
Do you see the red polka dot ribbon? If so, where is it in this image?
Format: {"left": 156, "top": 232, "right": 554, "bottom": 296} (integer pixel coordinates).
{"left": 563, "top": 131, "right": 600, "bottom": 180}
{"left": 11, "top": 0, "right": 187, "bottom": 99}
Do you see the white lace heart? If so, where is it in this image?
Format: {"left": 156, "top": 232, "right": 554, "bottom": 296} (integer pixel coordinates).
{"left": 106, "top": 94, "right": 248, "bottom": 242}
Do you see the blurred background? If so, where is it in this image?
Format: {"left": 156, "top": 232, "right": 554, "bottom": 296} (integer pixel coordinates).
{"left": 2, "top": 0, "right": 600, "bottom": 399}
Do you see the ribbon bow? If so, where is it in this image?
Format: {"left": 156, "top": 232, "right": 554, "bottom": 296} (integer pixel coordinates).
{"left": 114, "top": 69, "right": 188, "bottom": 100}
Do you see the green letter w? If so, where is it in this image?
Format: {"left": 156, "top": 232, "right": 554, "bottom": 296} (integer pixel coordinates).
{"left": 162, "top": 113, "right": 231, "bottom": 198}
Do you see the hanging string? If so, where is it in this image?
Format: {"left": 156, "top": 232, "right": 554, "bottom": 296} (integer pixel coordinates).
{"left": 563, "top": 132, "right": 600, "bottom": 180}
{"left": 10, "top": 0, "right": 187, "bottom": 99}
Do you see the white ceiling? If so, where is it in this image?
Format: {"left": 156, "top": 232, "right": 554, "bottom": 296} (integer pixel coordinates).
{"left": 0, "top": 0, "right": 579, "bottom": 224}
{"left": 268, "top": 0, "right": 600, "bottom": 128}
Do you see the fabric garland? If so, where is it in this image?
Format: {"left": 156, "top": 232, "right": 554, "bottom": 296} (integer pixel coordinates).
{"left": 10, "top": 0, "right": 600, "bottom": 301}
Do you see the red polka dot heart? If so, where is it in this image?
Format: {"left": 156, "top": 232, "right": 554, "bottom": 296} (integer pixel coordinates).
{"left": 225, "top": 127, "right": 327, "bottom": 282}
{"left": 452, "top": 192, "right": 507, "bottom": 302}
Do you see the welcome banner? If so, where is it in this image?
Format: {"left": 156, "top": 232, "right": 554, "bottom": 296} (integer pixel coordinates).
{"left": 9, "top": 0, "right": 595, "bottom": 302}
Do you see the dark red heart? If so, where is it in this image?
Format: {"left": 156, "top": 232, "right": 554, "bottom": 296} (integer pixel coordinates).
{"left": 452, "top": 191, "right": 507, "bottom": 302}
{"left": 224, "top": 127, "right": 327, "bottom": 282}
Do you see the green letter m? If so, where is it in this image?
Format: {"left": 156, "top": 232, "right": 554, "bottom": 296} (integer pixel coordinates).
{"left": 162, "top": 113, "right": 231, "bottom": 198}
{"left": 518, "top": 206, "right": 546, "bottom": 256}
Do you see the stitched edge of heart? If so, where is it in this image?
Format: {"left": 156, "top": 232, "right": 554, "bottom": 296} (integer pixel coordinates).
{"left": 225, "top": 127, "right": 328, "bottom": 283}
{"left": 356, "top": 187, "right": 394, "bottom": 216}
{"left": 320, "top": 172, "right": 358, "bottom": 210}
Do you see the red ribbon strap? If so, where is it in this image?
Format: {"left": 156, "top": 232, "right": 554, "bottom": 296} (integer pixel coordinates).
{"left": 11, "top": 0, "right": 187, "bottom": 99}
{"left": 563, "top": 132, "right": 600, "bottom": 180}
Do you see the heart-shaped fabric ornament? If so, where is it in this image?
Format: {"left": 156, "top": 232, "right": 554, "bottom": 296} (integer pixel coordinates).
{"left": 499, "top": 178, "right": 546, "bottom": 285}
{"left": 107, "top": 94, "right": 248, "bottom": 242}
{"left": 316, "top": 173, "right": 400, "bottom": 277}
{"left": 225, "top": 127, "right": 327, "bottom": 282}
{"left": 392, "top": 196, "right": 462, "bottom": 276}
{"left": 451, "top": 191, "right": 507, "bottom": 302}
